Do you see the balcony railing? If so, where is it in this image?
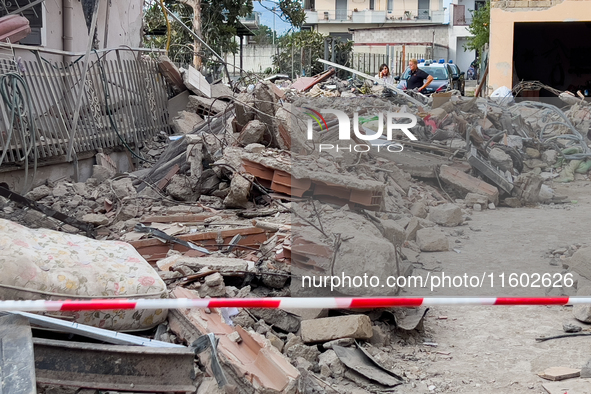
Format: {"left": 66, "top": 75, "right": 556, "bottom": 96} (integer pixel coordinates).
{"left": 304, "top": 9, "right": 446, "bottom": 24}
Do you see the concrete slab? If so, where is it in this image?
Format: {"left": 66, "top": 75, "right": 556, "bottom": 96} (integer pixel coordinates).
{"left": 372, "top": 150, "right": 451, "bottom": 178}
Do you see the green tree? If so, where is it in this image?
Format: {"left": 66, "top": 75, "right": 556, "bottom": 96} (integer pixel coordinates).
{"left": 143, "top": 0, "right": 252, "bottom": 66}
{"left": 276, "top": 0, "right": 305, "bottom": 28}
{"left": 464, "top": 1, "right": 490, "bottom": 52}
{"left": 252, "top": 25, "right": 275, "bottom": 45}
{"left": 273, "top": 30, "right": 353, "bottom": 77}
{"left": 144, "top": 1, "right": 194, "bottom": 65}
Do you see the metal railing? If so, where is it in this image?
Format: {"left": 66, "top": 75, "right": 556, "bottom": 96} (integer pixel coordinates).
{"left": 352, "top": 49, "right": 429, "bottom": 77}
{"left": 0, "top": 47, "right": 171, "bottom": 164}
{"left": 306, "top": 8, "right": 445, "bottom": 23}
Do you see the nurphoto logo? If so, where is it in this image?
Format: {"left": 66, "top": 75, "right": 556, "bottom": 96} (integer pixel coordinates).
{"left": 302, "top": 108, "right": 418, "bottom": 153}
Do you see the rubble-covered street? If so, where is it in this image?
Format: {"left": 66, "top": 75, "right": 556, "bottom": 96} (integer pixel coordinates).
{"left": 1, "top": 45, "right": 591, "bottom": 393}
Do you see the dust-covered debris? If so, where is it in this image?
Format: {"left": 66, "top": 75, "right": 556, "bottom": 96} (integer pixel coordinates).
{"left": 6, "top": 66, "right": 591, "bottom": 394}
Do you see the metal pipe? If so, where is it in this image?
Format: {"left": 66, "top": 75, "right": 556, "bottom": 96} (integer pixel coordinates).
{"left": 63, "top": 0, "right": 74, "bottom": 63}
{"left": 0, "top": 42, "right": 166, "bottom": 57}
{"left": 65, "top": 0, "right": 101, "bottom": 161}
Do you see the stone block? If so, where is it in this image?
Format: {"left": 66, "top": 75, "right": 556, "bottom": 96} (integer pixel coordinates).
{"left": 427, "top": 204, "right": 463, "bottom": 227}
{"left": 439, "top": 165, "right": 499, "bottom": 205}
{"left": 416, "top": 228, "right": 449, "bottom": 252}
{"left": 300, "top": 315, "right": 373, "bottom": 343}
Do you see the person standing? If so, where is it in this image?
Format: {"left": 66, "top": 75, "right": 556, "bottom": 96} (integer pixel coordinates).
{"left": 376, "top": 63, "right": 394, "bottom": 85}
{"left": 406, "top": 58, "right": 433, "bottom": 92}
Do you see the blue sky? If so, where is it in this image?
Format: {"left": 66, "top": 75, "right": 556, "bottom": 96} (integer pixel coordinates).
{"left": 253, "top": 1, "right": 295, "bottom": 35}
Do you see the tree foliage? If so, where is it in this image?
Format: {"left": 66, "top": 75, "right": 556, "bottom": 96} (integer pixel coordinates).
{"left": 273, "top": 30, "right": 353, "bottom": 77}
{"left": 143, "top": 0, "right": 253, "bottom": 63}
{"left": 144, "top": 1, "right": 193, "bottom": 64}
{"left": 277, "top": 0, "right": 305, "bottom": 29}
{"left": 252, "top": 25, "right": 276, "bottom": 45}
{"left": 464, "top": 1, "right": 490, "bottom": 52}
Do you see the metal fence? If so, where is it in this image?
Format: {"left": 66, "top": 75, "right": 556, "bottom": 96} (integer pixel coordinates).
{"left": 0, "top": 49, "right": 171, "bottom": 164}
{"left": 352, "top": 50, "right": 428, "bottom": 77}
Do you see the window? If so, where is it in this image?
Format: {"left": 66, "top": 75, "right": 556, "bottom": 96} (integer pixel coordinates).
{"left": 0, "top": 0, "right": 43, "bottom": 46}
{"left": 387, "top": 0, "right": 393, "bottom": 12}
{"left": 370, "top": 0, "right": 375, "bottom": 10}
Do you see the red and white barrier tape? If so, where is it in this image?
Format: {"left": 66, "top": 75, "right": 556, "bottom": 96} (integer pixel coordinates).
{"left": 0, "top": 297, "right": 589, "bottom": 312}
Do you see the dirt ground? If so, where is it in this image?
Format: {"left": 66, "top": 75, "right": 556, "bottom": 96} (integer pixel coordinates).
{"left": 389, "top": 180, "right": 591, "bottom": 393}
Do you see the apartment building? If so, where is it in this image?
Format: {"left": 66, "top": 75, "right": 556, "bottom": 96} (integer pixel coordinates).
{"left": 303, "top": 0, "right": 447, "bottom": 38}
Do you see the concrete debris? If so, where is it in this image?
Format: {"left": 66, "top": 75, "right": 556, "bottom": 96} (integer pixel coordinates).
{"left": 322, "top": 338, "right": 356, "bottom": 350}
{"left": 5, "top": 65, "right": 591, "bottom": 393}
{"left": 562, "top": 323, "right": 582, "bottom": 333}
{"left": 158, "top": 55, "right": 186, "bottom": 94}
{"left": 186, "top": 95, "right": 229, "bottom": 116}
{"left": 250, "top": 308, "right": 301, "bottom": 333}
{"left": 542, "top": 149, "right": 558, "bottom": 165}
{"left": 172, "top": 110, "right": 204, "bottom": 134}
{"left": 183, "top": 66, "right": 211, "bottom": 98}
{"left": 238, "top": 119, "right": 266, "bottom": 146}
{"left": 427, "top": 204, "right": 463, "bottom": 227}
{"left": 410, "top": 201, "right": 428, "bottom": 218}
{"left": 464, "top": 193, "right": 489, "bottom": 208}
{"left": 223, "top": 173, "right": 253, "bottom": 208}
{"left": 439, "top": 165, "right": 499, "bottom": 205}
{"left": 286, "top": 343, "right": 321, "bottom": 363}
{"left": 573, "top": 285, "right": 591, "bottom": 323}
{"left": 166, "top": 174, "right": 197, "bottom": 202}
{"left": 318, "top": 349, "right": 346, "bottom": 377}
{"left": 300, "top": 315, "right": 373, "bottom": 343}
{"left": 513, "top": 173, "right": 543, "bottom": 205}
{"left": 489, "top": 148, "right": 514, "bottom": 172}
{"left": 416, "top": 228, "right": 449, "bottom": 252}
{"left": 538, "top": 366, "right": 581, "bottom": 381}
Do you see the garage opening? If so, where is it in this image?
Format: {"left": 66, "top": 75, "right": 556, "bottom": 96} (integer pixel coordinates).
{"left": 513, "top": 21, "right": 591, "bottom": 97}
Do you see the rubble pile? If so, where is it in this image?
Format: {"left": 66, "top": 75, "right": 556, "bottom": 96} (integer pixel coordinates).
{"left": 3, "top": 63, "right": 591, "bottom": 393}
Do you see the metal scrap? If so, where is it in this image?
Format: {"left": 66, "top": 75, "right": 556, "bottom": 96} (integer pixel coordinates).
{"left": 134, "top": 223, "right": 211, "bottom": 254}
{"left": 33, "top": 338, "right": 196, "bottom": 392}
{"left": 333, "top": 344, "right": 403, "bottom": 387}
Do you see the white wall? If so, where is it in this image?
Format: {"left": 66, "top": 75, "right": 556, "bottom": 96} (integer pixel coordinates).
{"left": 446, "top": 0, "right": 476, "bottom": 72}
{"left": 225, "top": 43, "right": 277, "bottom": 74}
{"left": 15, "top": 0, "right": 143, "bottom": 62}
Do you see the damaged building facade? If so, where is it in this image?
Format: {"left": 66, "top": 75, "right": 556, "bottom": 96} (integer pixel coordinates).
{"left": 489, "top": 0, "right": 591, "bottom": 95}
{"left": 0, "top": 0, "right": 163, "bottom": 194}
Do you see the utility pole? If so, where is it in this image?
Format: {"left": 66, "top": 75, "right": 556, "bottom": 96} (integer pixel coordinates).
{"left": 272, "top": 7, "right": 276, "bottom": 47}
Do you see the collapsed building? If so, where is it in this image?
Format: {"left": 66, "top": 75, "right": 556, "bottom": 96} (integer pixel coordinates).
{"left": 1, "top": 36, "right": 591, "bottom": 391}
